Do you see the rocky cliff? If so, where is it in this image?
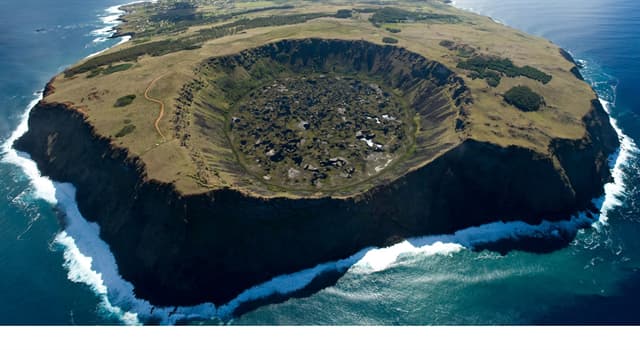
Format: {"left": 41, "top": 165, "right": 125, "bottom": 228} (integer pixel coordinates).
{"left": 13, "top": 95, "right": 618, "bottom": 306}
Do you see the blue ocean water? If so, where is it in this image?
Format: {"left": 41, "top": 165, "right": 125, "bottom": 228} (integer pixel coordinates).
{"left": 0, "top": 0, "right": 133, "bottom": 324}
{"left": 0, "top": 0, "right": 638, "bottom": 325}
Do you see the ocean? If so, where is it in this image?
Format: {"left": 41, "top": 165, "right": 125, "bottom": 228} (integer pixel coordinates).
{"left": 0, "top": 0, "right": 639, "bottom": 325}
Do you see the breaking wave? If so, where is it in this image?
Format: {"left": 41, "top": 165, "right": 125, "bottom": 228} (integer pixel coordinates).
{"left": 2, "top": 99, "right": 623, "bottom": 324}
{"left": 597, "top": 98, "right": 638, "bottom": 224}
{"left": 0, "top": 1, "right": 634, "bottom": 325}
{"left": 86, "top": 2, "right": 141, "bottom": 57}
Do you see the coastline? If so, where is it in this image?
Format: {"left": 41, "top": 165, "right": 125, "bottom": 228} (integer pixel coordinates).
{"left": 0, "top": 1, "right": 154, "bottom": 325}
{"left": 10, "top": 88, "right": 625, "bottom": 325}
{"left": 446, "top": 0, "right": 634, "bottom": 222}
{"left": 1, "top": 1, "right": 634, "bottom": 325}
{"left": 86, "top": 1, "right": 145, "bottom": 59}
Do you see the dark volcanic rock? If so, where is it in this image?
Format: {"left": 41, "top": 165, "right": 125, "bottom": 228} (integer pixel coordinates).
{"left": 14, "top": 96, "right": 618, "bottom": 307}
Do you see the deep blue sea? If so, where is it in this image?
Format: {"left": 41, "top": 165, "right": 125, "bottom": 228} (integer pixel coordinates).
{"left": 0, "top": 0, "right": 639, "bottom": 325}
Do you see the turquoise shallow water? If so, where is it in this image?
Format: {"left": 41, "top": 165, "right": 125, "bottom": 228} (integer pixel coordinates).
{"left": 0, "top": 0, "right": 639, "bottom": 325}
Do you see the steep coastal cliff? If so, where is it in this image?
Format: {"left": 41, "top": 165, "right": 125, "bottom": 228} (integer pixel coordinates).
{"left": 14, "top": 96, "right": 618, "bottom": 306}
{"left": 12, "top": 0, "right": 621, "bottom": 307}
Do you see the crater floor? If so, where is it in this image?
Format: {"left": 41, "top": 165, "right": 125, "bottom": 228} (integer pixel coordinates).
{"left": 176, "top": 39, "right": 468, "bottom": 196}
{"left": 42, "top": 1, "right": 596, "bottom": 197}
{"left": 231, "top": 75, "right": 412, "bottom": 190}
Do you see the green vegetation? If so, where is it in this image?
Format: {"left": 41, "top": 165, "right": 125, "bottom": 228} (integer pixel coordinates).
{"left": 65, "top": 39, "right": 200, "bottom": 77}
{"left": 439, "top": 40, "right": 455, "bottom": 48}
{"left": 440, "top": 40, "right": 476, "bottom": 58}
{"left": 457, "top": 56, "right": 552, "bottom": 86}
{"left": 174, "top": 38, "right": 465, "bottom": 194}
{"left": 229, "top": 75, "right": 411, "bottom": 189}
{"left": 149, "top": 2, "right": 198, "bottom": 23}
{"left": 86, "top": 63, "right": 134, "bottom": 78}
{"left": 504, "top": 86, "right": 544, "bottom": 111}
{"left": 114, "top": 94, "right": 136, "bottom": 107}
{"left": 222, "top": 12, "right": 328, "bottom": 31}
{"left": 65, "top": 12, "right": 331, "bottom": 77}
{"left": 48, "top": 0, "right": 596, "bottom": 195}
{"left": 138, "top": 3, "right": 296, "bottom": 37}
{"left": 335, "top": 9, "right": 353, "bottom": 18}
{"left": 483, "top": 71, "right": 501, "bottom": 87}
{"left": 456, "top": 47, "right": 475, "bottom": 58}
{"left": 115, "top": 124, "right": 136, "bottom": 137}
{"left": 382, "top": 37, "right": 399, "bottom": 44}
{"left": 103, "top": 63, "right": 134, "bottom": 75}
{"left": 369, "top": 7, "right": 459, "bottom": 27}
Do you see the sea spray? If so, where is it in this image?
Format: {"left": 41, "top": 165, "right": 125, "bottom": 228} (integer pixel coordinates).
{"left": 3, "top": 95, "right": 630, "bottom": 325}
{"left": 597, "top": 101, "right": 638, "bottom": 223}
{"left": 1, "top": 1, "right": 635, "bottom": 325}
{"left": 53, "top": 183, "right": 218, "bottom": 325}
{"left": 3, "top": 73, "right": 632, "bottom": 326}
{"left": 54, "top": 232, "right": 139, "bottom": 325}
{"left": 0, "top": 94, "right": 56, "bottom": 204}
{"left": 86, "top": 1, "right": 144, "bottom": 57}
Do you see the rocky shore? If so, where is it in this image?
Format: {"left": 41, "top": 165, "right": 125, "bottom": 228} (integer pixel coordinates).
{"left": 14, "top": 92, "right": 618, "bottom": 306}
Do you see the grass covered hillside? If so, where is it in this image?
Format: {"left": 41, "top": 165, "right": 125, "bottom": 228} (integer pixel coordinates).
{"left": 42, "top": 0, "right": 596, "bottom": 197}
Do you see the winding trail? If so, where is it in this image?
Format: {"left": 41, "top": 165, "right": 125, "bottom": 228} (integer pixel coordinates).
{"left": 144, "top": 74, "right": 168, "bottom": 141}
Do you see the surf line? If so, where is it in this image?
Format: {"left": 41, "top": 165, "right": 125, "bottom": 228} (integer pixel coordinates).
{"left": 3, "top": 94, "right": 631, "bottom": 326}
{"left": 2, "top": 2, "right": 636, "bottom": 325}
{"left": 4, "top": 64, "right": 634, "bottom": 326}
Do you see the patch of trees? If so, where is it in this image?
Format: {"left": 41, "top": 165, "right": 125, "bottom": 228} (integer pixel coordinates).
{"left": 229, "top": 12, "right": 328, "bottom": 30}
{"left": 115, "top": 124, "right": 136, "bottom": 137}
{"left": 114, "top": 94, "right": 136, "bottom": 107}
{"left": 369, "top": 7, "right": 459, "bottom": 27}
{"left": 439, "top": 40, "right": 476, "bottom": 58}
{"left": 504, "top": 85, "right": 544, "bottom": 111}
{"left": 65, "top": 12, "right": 330, "bottom": 77}
{"left": 335, "top": 9, "right": 353, "bottom": 18}
{"left": 87, "top": 63, "right": 134, "bottom": 78}
{"left": 457, "top": 56, "right": 552, "bottom": 87}
{"left": 386, "top": 27, "right": 401, "bottom": 33}
{"left": 149, "top": 4, "right": 296, "bottom": 29}
{"left": 149, "top": 2, "right": 199, "bottom": 23}
{"left": 439, "top": 40, "right": 455, "bottom": 48}
{"left": 64, "top": 39, "right": 201, "bottom": 77}
{"left": 382, "top": 37, "right": 399, "bottom": 44}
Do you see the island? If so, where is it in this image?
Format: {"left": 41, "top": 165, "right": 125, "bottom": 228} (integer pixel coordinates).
{"left": 15, "top": 0, "right": 619, "bottom": 307}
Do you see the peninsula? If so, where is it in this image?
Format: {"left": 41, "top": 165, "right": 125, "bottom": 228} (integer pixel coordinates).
{"left": 15, "top": 0, "right": 619, "bottom": 306}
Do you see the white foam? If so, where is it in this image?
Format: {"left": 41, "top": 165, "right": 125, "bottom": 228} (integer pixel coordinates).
{"left": 0, "top": 95, "right": 57, "bottom": 204}
{"left": 352, "top": 241, "right": 463, "bottom": 273}
{"left": 351, "top": 212, "right": 593, "bottom": 274}
{"left": 86, "top": 35, "right": 131, "bottom": 58}
{"left": 3, "top": 94, "right": 631, "bottom": 325}
{"left": 88, "top": 0, "right": 150, "bottom": 51}
{"left": 597, "top": 98, "right": 637, "bottom": 223}
{"left": 0, "top": 0, "right": 212, "bottom": 325}
{"left": 215, "top": 249, "right": 370, "bottom": 319}
{"left": 54, "top": 231, "right": 139, "bottom": 325}
{"left": 1, "top": 0, "right": 635, "bottom": 325}
{"left": 52, "top": 183, "right": 217, "bottom": 325}
{"left": 3, "top": 96, "right": 629, "bottom": 325}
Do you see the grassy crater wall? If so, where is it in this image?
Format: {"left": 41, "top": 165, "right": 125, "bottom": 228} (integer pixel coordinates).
{"left": 174, "top": 39, "right": 471, "bottom": 196}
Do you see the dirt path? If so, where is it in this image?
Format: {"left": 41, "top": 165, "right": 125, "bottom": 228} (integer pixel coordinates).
{"left": 144, "top": 74, "right": 169, "bottom": 141}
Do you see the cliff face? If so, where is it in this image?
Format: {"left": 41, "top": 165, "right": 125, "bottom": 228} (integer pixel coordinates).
{"left": 14, "top": 99, "right": 618, "bottom": 306}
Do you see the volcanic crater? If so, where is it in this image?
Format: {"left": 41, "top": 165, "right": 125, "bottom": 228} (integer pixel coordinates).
{"left": 179, "top": 38, "right": 470, "bottom": 196}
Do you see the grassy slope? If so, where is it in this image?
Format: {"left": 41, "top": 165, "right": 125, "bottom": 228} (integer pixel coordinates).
{"left": 44, "top": 0, "right": 596, "bottom": 196}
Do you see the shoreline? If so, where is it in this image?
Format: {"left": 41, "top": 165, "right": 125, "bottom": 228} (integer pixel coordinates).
{"left": 7, "top": 93, "right": 626, "bottom": 324}
{"left": 1, "top": 1, "right": 634, "bottom": 325}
